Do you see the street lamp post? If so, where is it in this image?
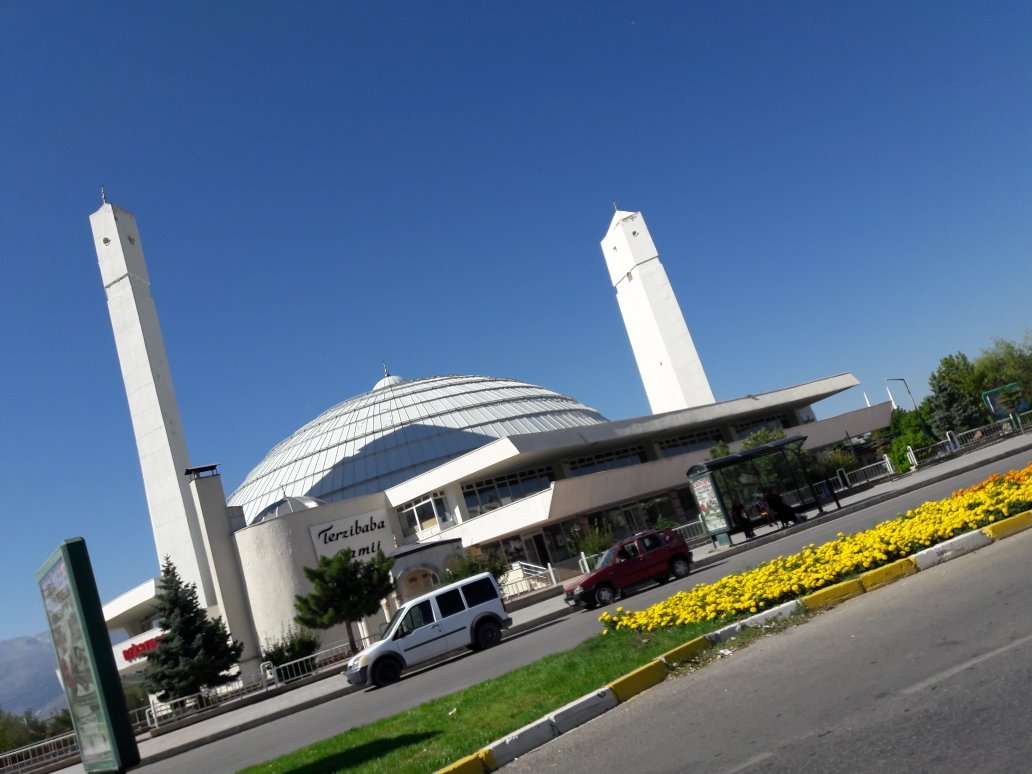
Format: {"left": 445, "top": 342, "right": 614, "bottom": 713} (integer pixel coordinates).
{"left": 887, "top": 378, "right": 918, "bottom": 412}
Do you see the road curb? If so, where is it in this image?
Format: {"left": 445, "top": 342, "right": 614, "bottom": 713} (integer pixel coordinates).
{"left": 801, "top": 578, "right": 866, "bottom": 610}
{"left": 982, "top": 509, "right": 1032, "bottom": 540}
{"left": 910, "top": 530, "right": 993, "bottom": 571}
{"left": 859, "top": 557, "right": 917, "bottom": 591}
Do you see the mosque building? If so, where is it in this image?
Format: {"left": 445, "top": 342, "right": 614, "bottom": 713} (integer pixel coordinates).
{"left": 90, "top": 203, "right": 890, "bottom": 673}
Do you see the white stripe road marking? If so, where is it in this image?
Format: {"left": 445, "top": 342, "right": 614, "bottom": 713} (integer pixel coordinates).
{"left": 725, "top": 752, "right": 774, "bottom": 773}
{"left": 901, "top": 631, "right": 1032, "bottom": 695}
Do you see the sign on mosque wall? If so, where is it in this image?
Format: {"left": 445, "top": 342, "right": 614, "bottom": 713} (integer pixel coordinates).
{"left": 310, "top": 510, "right": 392, "bottom": 560}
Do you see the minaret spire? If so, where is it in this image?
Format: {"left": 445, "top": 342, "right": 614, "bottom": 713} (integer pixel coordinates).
{"left": 601, "top": 209, "right": 715, "bottom": 413}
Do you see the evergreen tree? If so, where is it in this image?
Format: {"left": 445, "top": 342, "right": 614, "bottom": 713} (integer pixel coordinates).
{"left": 926, "top": 353, "right": 986, "bottom": 436}
{"left": 294, "top": 548, "right": 395, "bottom": 653}
{"left": 144, "top": 558, "right": 243, "bottom": 701}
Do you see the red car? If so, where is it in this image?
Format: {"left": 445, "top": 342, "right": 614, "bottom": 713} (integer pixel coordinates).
{"left": 563, "top": 529, "right": 692, "bottom": 609}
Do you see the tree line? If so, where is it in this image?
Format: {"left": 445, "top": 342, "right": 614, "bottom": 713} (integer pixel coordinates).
{"left": 877, "top": 334, "right": 1031, "bottom": 472}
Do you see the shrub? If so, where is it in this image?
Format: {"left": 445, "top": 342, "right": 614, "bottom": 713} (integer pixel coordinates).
{"left": 262, "top": 626, "right": 322, "bottom": 666}
{"left": 446, "top": 552, "right": 511, "bottom": 585}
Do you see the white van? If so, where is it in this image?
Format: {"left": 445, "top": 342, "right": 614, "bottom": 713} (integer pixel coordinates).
{"left": 345, "top": 572, "right": 512, "bottom": 688}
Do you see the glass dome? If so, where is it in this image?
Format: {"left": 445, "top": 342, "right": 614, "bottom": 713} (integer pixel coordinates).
{"left": 251, "top": 495, "right": 327, "bottom": 525}
{"left": 228, "top": 374, "right": 608, "bottom": 524}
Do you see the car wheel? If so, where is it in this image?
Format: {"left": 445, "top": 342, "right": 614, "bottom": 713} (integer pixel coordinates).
{"left": 594, "top": 584, "right": 616, "bottom": 607}
{"left": 371, "top": 658, "right": 402, "bottom": 688}
{"left": 474, "top": 619, "right": 502, "bottom": 650}
{"left": 671, "top": 556, "right": 691, "bottom": 578}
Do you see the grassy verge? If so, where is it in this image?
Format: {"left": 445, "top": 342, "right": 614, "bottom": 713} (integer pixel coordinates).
{"left": 239, "top": 620, "right": 712, "bottom": 773}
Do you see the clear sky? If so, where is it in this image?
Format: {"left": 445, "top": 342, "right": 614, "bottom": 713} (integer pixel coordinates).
{"left": 1, "top": 2, "right": 1030, "bottom": 643}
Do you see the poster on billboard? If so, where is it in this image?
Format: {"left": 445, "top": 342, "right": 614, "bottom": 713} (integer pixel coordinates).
{"left": 37, "top": 538, "right": 139, "bottom": 773}
{"left": 690, "top": 475, "right": 730, "bottom": 534}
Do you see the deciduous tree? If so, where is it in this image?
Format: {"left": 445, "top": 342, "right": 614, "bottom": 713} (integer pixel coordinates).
{"left": 294, "top": 549, "right": 395, "bottom": 653}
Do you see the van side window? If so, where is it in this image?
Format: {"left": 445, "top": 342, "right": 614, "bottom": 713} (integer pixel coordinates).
{"left": 398, "top": 600, "right": 434, "bottom": 637}
{"left": 435, "top": 588, "right": 466, "bottom": 618}
{"left": 461, "top": 577, "right": 499, "bottom": 607}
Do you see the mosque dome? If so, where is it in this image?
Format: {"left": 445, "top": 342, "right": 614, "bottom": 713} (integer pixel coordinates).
{"left": 251, "top": 495, "right": 326, "bottom": 525}
{"left": 228, "top": 374, "right": 608, "bottom": 524}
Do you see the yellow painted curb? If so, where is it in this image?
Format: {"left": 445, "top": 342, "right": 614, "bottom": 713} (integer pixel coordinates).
{"left": 659, "top": 635, "right": 712, "bottom": 666}
{"left": 982, "top": 509, "right": 1032, "bottom": 541}
{"left": 435, "top": 748, "right": 494, "bottom": 774}
{"left": 859, "top": 557, "right": 918, "bottom": 592}
{"left": 801, "top": 578, "right": 865, "bottom": 610}
{"left": 607, "top": 659, "right": 668, "bottom": 703}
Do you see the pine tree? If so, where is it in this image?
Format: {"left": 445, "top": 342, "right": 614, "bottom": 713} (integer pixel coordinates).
{"left": 144, "top": 558, "right": 243, "bottom": 701}
{"left": 294, "top": 548, "right": 395, "bottom": 653}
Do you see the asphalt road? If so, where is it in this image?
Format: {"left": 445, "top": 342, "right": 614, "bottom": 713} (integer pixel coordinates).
{"left": 506, "top": 515, "right": 1032, "bottom": 773}
{"left": 134, "top": 451, "right": 1032, "bottom": 773}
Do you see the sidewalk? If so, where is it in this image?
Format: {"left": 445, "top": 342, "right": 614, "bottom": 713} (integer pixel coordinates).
{"left": 66, "top": 433, "right": 1032, "bottom": 770}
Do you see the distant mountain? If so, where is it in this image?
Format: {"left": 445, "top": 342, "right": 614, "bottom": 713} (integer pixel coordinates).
{"left": 0, "top": 633, "right": 65, "bottom": 716}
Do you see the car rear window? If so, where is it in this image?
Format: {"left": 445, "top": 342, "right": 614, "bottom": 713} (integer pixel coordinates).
{"left": 461, "top": 577, "right": 499, "bottom": 607}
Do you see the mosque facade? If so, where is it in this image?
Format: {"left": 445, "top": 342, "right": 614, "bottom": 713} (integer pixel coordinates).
{"left": 91, "top": 204, "right": 890, "bottom": 672}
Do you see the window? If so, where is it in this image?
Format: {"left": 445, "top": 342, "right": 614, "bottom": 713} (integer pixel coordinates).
{"left": 640, "top": 534, "right": 662, "bottom": 552}
{"left": 461, "top": 577, "right": 499, "bottom": 607}
{"left": 566, "top": 446, "right": 647, "bottom": 476}
{"left": 461, "top": 467, "right": 556, "bottom": 519}
{"left": 396, "top": 491, "right": 451, "bottom": 537}
{"left": 657, "top": 429, "right": 723, "bottom": 458}
{"left": 398, "top": 600, "right": 434, "bottom": 636}
{"left": 435, "top": 589, "right": 465, "bottom": 618}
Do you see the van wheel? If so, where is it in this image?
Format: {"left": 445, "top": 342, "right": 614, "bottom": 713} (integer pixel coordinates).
{"left": 474, "top": 619, "right": 502, "bottom": 651}
{"left": 593, "top": 584, "right": 616, "bottom": 607}
{"left": 371, "top": 658, "right": 402, "bottom": 687}
{"left": 671, "top": 556, "right": 691, "bottom": 578}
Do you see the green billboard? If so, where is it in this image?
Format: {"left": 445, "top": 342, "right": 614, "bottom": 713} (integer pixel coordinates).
{"left": 37, "top": 538, "right": 140, "bottom": 772}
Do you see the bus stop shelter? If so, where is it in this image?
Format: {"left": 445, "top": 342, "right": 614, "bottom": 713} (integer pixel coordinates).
{"left": 687, "top": 436, "right": 837, "bottom": 547}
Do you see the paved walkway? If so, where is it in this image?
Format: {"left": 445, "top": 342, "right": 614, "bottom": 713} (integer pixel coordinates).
{"left": 56, "top": 432, "right": 1032, "bottom": 771}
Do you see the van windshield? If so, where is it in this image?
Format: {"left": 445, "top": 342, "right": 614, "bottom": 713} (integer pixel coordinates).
{"left": 378, "top": 606, "right": 405, "bottom": 642}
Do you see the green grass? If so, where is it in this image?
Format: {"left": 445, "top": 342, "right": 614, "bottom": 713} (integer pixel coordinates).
{"left": 239, "top": 621, "right": 712, "bottom": 773}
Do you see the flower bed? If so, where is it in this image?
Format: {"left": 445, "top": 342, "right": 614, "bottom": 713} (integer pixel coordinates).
{"left": 601, "top": 463, "right": 1032, "bottom": 633}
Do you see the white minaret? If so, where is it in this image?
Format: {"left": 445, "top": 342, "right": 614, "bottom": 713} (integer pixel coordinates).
{"left": 601, "top": 209, "right": 715, "bottom": 413}
{"left": 90, "top": 201, "right": 216, "bottom": 608}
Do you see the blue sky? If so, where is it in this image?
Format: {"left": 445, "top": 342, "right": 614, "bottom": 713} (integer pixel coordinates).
{"left": 1, "top": 2, "right": 1030, "bottom": 643}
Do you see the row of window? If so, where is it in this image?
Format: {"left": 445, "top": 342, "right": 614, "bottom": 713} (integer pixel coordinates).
{"left": 462, "top": 467, "right": 556, "bottom": 519}
{"left": 730, "top": 415, "right": 788, "bottom": 439}
{"left": 656, "top": 428, "right": 723, "bottom": 458}
{"left": 566, "top": 446, "right": 647, "bottom": 476}
{"left": 398, "top": 576, "right": 499, "bottom": 635}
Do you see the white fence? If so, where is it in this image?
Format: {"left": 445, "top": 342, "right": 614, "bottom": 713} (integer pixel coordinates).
{"left": 907, "top": 418, "right": 1019, "bottom": 470}
{"left": 0, "top": 733, "right": 77, "bottom": 774}
{"left": 500, "top": 561, "right": 557, "bottom": 599}
{"left": 842, "top": 456, "right": 895, "bottom": 488}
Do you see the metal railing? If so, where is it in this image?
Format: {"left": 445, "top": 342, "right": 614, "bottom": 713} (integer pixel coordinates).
{"left": 147, "top": 669, "right": 270, "bottom": 728}
{"left": 500, "top": 561, "right": 557, "bottom": 599}
{"left": 842, "top": 456, "right": 895, "bottom": 488}
{"left": 908, "top": 418, "right": 1018, "bottom": 470}
{"left": 262, "top": 637, "right": 365, "bottom": 686}
{"left": 0, "top": 733, "right": 77, "bottom": 774}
